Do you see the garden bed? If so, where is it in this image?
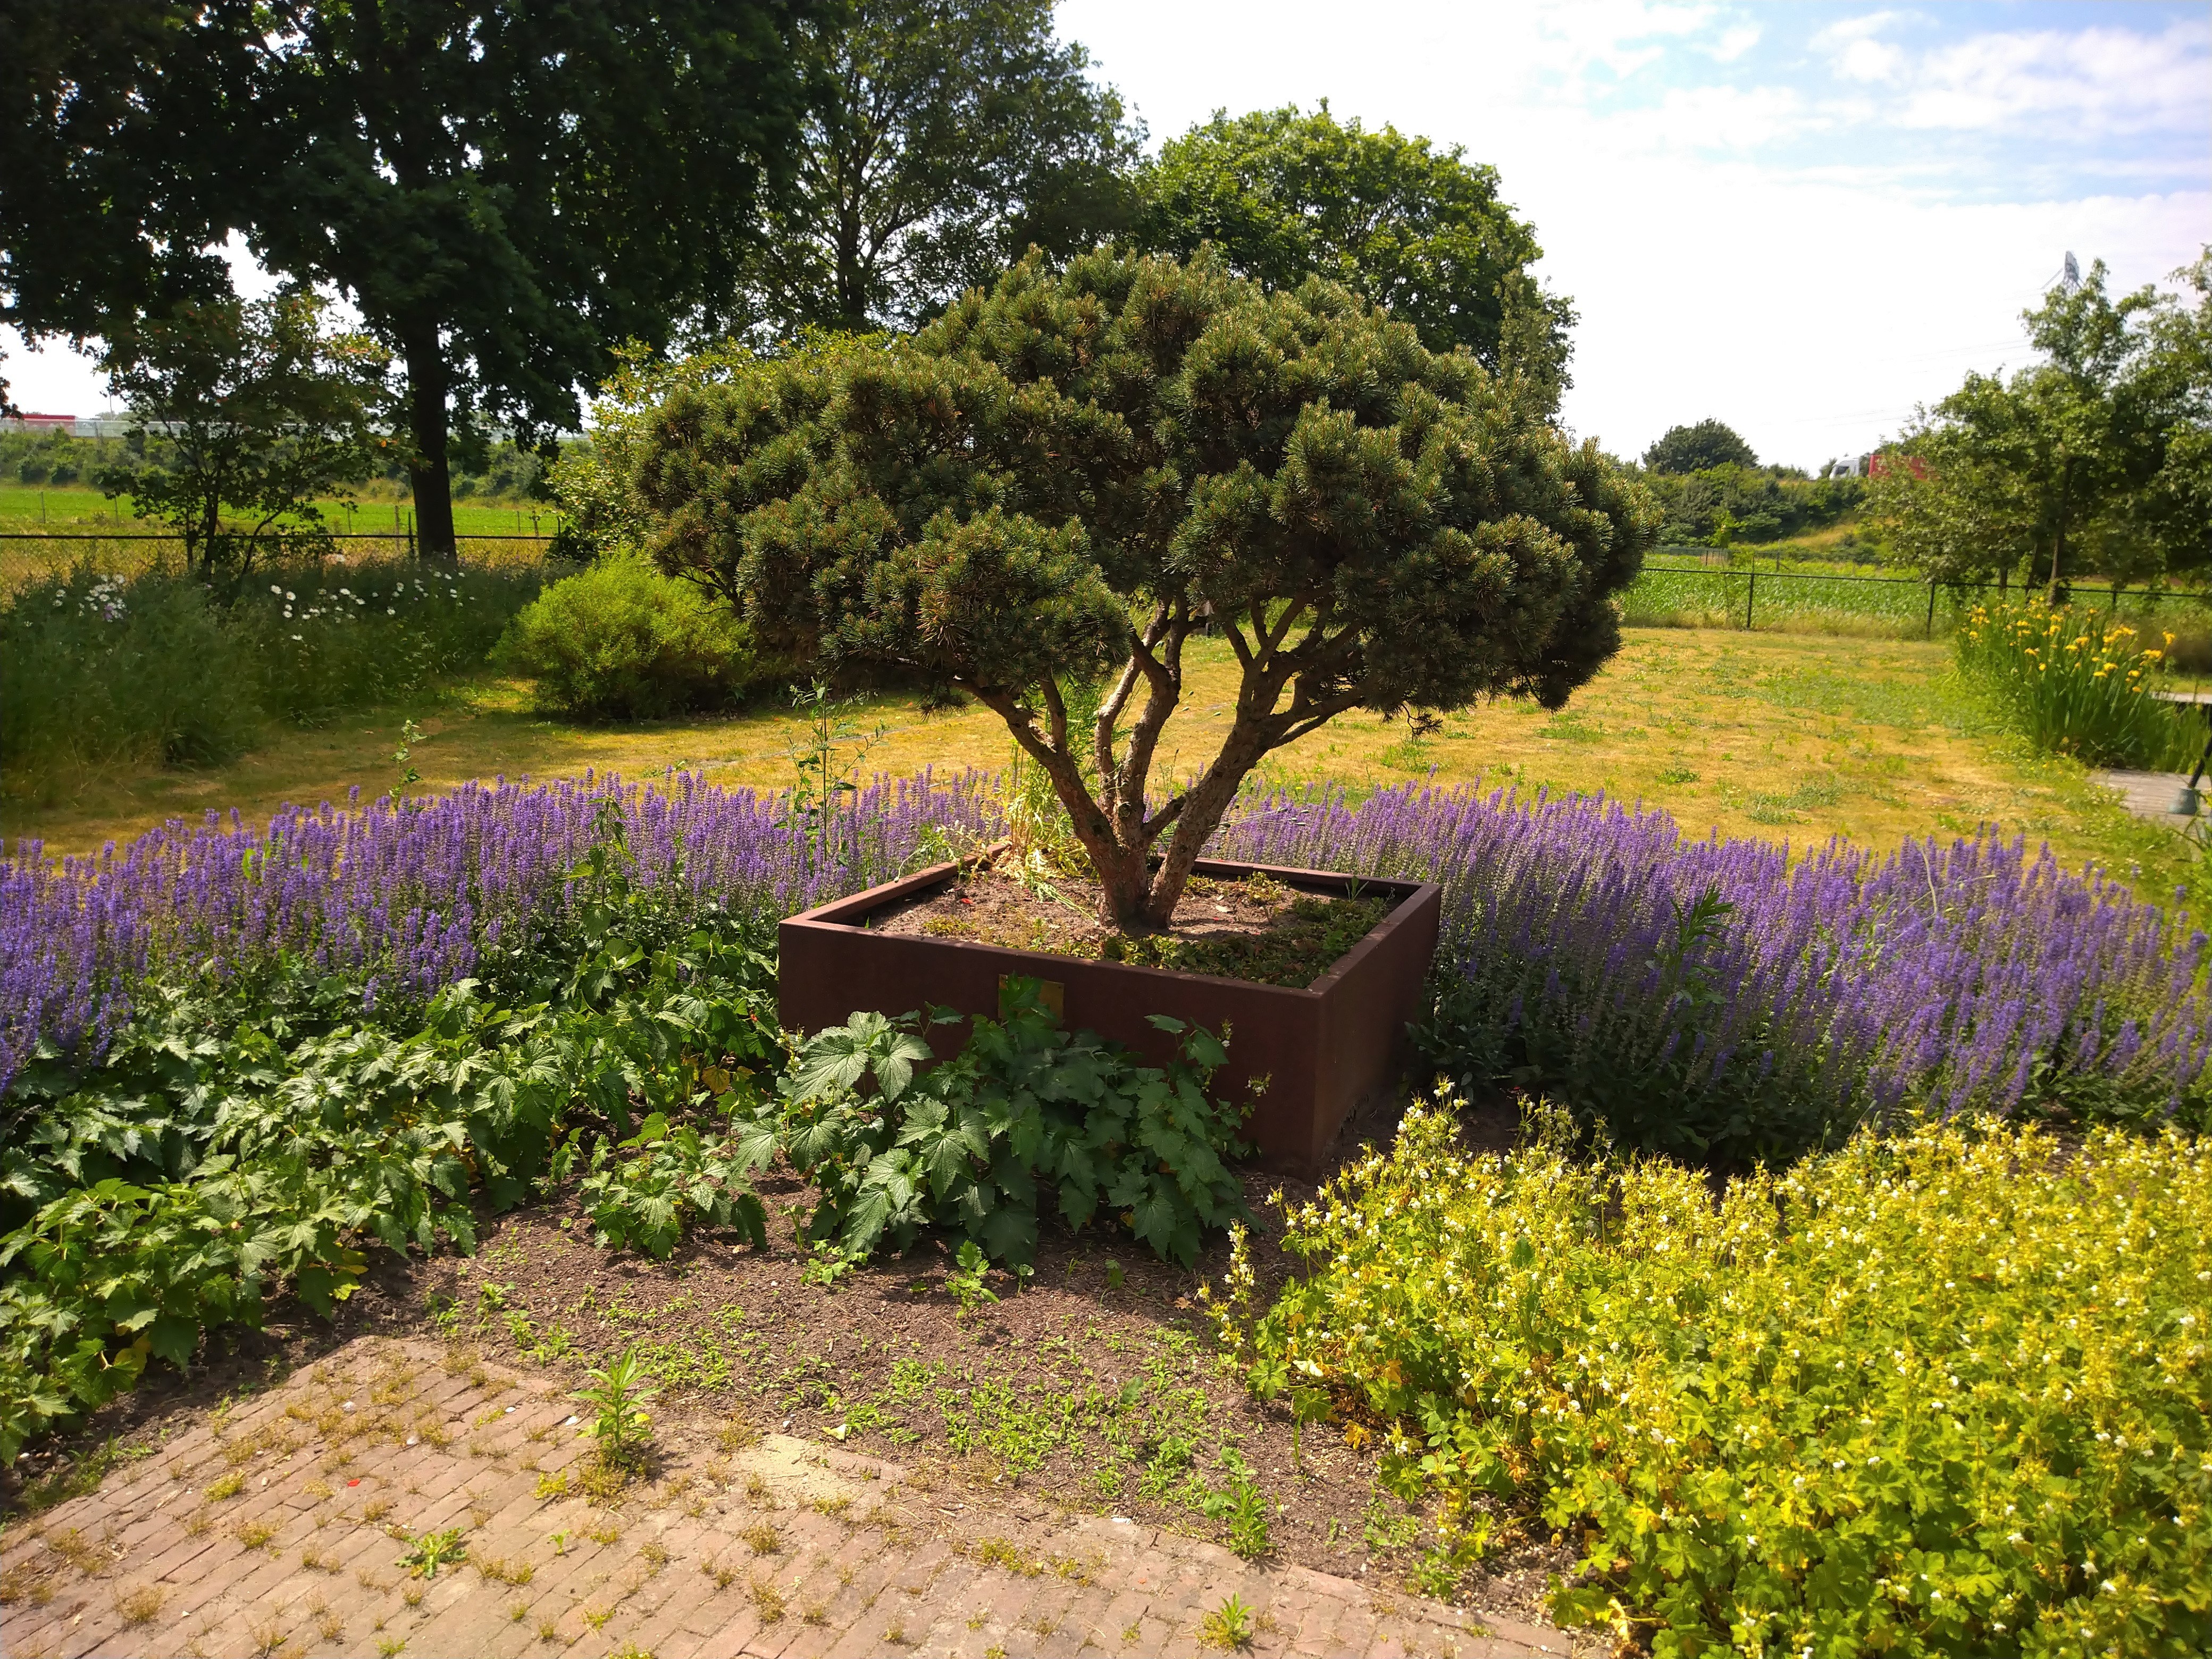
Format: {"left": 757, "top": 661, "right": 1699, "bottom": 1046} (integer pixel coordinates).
{"left": 781, "top": 858, "right": 1442, "bottom": 1174}
{"left": 870, "top": 864, "right": 1392, "bottom": 987}
{"left": 0, "top": 1088, "right": 1576, "bottom": 1636}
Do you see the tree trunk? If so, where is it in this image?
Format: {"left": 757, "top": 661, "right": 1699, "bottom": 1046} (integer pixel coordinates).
{"left": 404, "top": 335, "right": 457, "bottom": 563}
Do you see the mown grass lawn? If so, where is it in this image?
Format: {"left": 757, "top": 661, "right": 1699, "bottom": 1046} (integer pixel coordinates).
{"left": 5, "top": 627, "right": 2190, "bottom": 902}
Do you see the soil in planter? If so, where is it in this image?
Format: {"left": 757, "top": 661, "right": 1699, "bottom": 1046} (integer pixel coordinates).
{"left": 869, "top": 866, "right": 1392, "bottom": 989}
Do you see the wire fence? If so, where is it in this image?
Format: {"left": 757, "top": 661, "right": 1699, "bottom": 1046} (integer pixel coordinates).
{"left": 0, "top": 530, "right": 563, "bottom": 593}
{"left": 1627, "top": 559, "right": 2212, "bottom": 640}
{"left": 6, "top": 529, "right": 2208, "bottom": 645}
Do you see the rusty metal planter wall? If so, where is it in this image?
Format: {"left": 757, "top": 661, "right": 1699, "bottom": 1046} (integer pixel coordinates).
{"left": 778, "top": 859, "right": 1441, "bottom": 1175}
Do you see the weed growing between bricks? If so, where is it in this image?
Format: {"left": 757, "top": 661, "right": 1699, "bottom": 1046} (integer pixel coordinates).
{"left": 0, "top": 1096, "right": 1581, "bottom": 1644}
{"left": 361, "top": 1092, "right": 1578, "bottom": 1628}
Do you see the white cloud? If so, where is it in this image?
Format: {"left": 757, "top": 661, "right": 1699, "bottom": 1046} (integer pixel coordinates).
{"left": 1604, "top": 83, "right": 1820, "bottom": 153}
{"left": 1898, "top": 21, "right": 2212, "bottom": 137}
{"left": 1055, "top": 0, "right": 2208, "bottom": 468}
{"left": 1706, "top": 23, "right": 1762, "bottom": 64}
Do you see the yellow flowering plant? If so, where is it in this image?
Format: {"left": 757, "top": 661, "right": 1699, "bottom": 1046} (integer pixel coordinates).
{"left": 1214, "top": 1088, "right": 2211, "bottom": 1655}
{"left": 1955, "top": 600, "right": 2198, "bottom": 769}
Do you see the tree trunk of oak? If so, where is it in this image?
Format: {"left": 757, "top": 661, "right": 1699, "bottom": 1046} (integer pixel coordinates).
{"left": 404, "top": 336, "right": 457, "bottom": 564}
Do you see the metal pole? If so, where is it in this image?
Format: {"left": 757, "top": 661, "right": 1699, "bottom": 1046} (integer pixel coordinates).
{"left": 1926, "top": 581, "right": 1938, "bottom": 640}
{"left": 1745, "top": 571, "right": 1756, "bottom": 630}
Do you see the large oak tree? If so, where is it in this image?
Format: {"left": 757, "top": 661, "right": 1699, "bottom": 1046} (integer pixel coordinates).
{"left": 727, "top": 0, "right": 1138, "bottom": 339}
{"left": 1132, "top": 105, "right": 1575, "bottom": 409}
{"left": 246, "top": 0, "right": 816, "bottom": 558}
{"left": 0, "top": 0, "right": 251, "bottom": 409}
{"left": 4, "top": 2, "right": 817, "bottom": 557}
{"left": 636, "top": 250, "right": 1653, "bottom": 931}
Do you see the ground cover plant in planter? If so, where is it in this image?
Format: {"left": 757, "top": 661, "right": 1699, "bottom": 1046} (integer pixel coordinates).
{"left": 634, "top": 246, "right": 1653, "bottom": 1157}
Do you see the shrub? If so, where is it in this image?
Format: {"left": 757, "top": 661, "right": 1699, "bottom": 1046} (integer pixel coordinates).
{"left": 236, "top": 559, "right": 545, "bottom": 722}
{"left": 1955, "top": 599, "right": 2197, "bottom": 768}
{"left": 492, "top": 555, "right": 753, "bottom": 720}
{"left": 759, "top": 979, "right": 1253, "bottom": 1268}
{"left": 1214, "top": 1092, "right": 2212, "bottom": 1655}
{"left": 0, "top": 559, "right": 544, "bottom": 802}
{"left": 0, "top": 568, "right": 259, "bottom": 798}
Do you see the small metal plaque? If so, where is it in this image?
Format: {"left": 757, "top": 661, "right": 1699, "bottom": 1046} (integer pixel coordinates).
{"left": 999, "top": 974, "right": 1064, "bottom": 1020}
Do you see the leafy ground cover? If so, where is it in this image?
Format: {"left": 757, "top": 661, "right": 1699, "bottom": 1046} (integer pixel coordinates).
{"left": 7, "top": 630, "right": 2192, "bottom": 911}
{"left": 1216, "top": 1094, "right": 2212, "bottom": 1655}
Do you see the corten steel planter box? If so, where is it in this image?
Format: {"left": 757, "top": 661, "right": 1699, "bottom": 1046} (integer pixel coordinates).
{"left": 778, "top": 859, "right": 1441, "bottom": 1175}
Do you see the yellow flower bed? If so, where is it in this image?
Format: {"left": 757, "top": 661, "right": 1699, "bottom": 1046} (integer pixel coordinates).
{"left": 1214, "top": 1094, "right": 2211, "bottom": 1655}
{"left": 1955, "top": 601, "right": 2195, "bottom": 768}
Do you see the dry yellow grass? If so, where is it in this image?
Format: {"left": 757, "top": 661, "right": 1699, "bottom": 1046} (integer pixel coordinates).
{"left": 1, "top": 629, "right": 2186, "bottom": 891}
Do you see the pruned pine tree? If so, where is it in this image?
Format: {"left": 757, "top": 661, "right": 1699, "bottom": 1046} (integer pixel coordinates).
{"left": 638, "top": 251, "right": 1654, "bottom": 931}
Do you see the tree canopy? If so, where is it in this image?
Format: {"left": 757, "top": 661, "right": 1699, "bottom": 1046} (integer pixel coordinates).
{"left": 1873, "top": 254, "right": 2212, "bottom": 595}
{"left": 1130, "top": 105, "right": 1573, "bottom": 406}
{"left": 102, "top": 290, "right": 390, "bottom": 575}
{"left": 728, "top": 0, "right": 1138, "bottom": 339}
{"left": 1643, "top": 420, "right": 1758, "bottom": 474}
{"left": 0, "top": 0, "right": 249, "bottom": 408}
{"left": 634, "top": 250, "right": 1652, "bottom": 929}
{"left": 4, "top": 1, "right": 817, "bottom": 557}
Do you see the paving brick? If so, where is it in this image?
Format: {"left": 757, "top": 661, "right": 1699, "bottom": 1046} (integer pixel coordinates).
{"left": 13, "top": 1336, "right": 1563, "bottom": 1659}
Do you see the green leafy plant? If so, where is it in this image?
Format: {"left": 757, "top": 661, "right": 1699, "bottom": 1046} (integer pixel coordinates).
{"left": 1215, "top": 1087, "right": 2212, "bottom": 1653}
{"left": 799, "top": 1242, "right": 860, "bottom": 1289}
{"left": 784, "top": 680, "right": 890, "bottom": 873}
{"left": 399, "top": 1528, "right": 469, "bottom": 1579}
{"left": 390, "top": 719, "right": 424, "bottom": 796}
{"left": 944, "top": 1241, "right": 999, "bottom": 1315}
{"left": 490, "top": 555, "right": 757, "bottom": 720}
{"left": 574, "top": 1348, "right": 659, "bottom": 1468}
{"left": 765, "top": 979, "right": 1252, "bottom": 1269}
{"left": 1199, "top": 1593, "right": 1255, "bottom": 1650}
{"left": 577, "top": 1113, "right": 768, "bottom": 1259}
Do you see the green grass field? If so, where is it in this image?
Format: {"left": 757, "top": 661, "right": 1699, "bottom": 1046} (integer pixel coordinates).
{"left": 0, "top": 482, "right": 554, "bottom": 535}
{"left": 5, "top": 626, "right": 2196, "bottom": 911}
{"left": 0, "top": 484, "right": 560, "bottom": 591}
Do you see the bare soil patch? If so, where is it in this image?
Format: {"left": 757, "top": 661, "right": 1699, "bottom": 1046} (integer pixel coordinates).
{"left": 872, "top": 865, "right": 1392, "bottom": 988}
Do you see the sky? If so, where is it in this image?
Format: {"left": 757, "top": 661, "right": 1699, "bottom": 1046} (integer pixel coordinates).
{"left": 6, "top": 1, "right": 2207, "bottom": 472}
{"left": 1055, "top": 0, "right": 2211, "bottom": 469}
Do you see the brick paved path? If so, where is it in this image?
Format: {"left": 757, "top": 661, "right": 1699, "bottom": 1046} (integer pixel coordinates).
{"left": 0, "top": 1339, "right": 1572, "bottom": 1659}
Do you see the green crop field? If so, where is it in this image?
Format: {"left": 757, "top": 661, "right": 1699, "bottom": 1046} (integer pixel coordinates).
{"left": 0, "top": 484, "right": 561, "bottom": 591}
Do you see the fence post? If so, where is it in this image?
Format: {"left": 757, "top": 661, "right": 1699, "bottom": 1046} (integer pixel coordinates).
{"left": 1926, "top": 581, "right": 1938, "bottom": 640}
{"left": 1745, "top": 571, "right": 1756, "bottom": 630}
{"left": 406, "top": 518, "right": 416, "bottom": 562}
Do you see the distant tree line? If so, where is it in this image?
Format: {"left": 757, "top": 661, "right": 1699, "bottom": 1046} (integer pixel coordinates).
{"left": 1629, "top": 418, "right": 1863, "bottom": 548}
{"left": 3, "top": 2, "right": 1576, "bottom": 571}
